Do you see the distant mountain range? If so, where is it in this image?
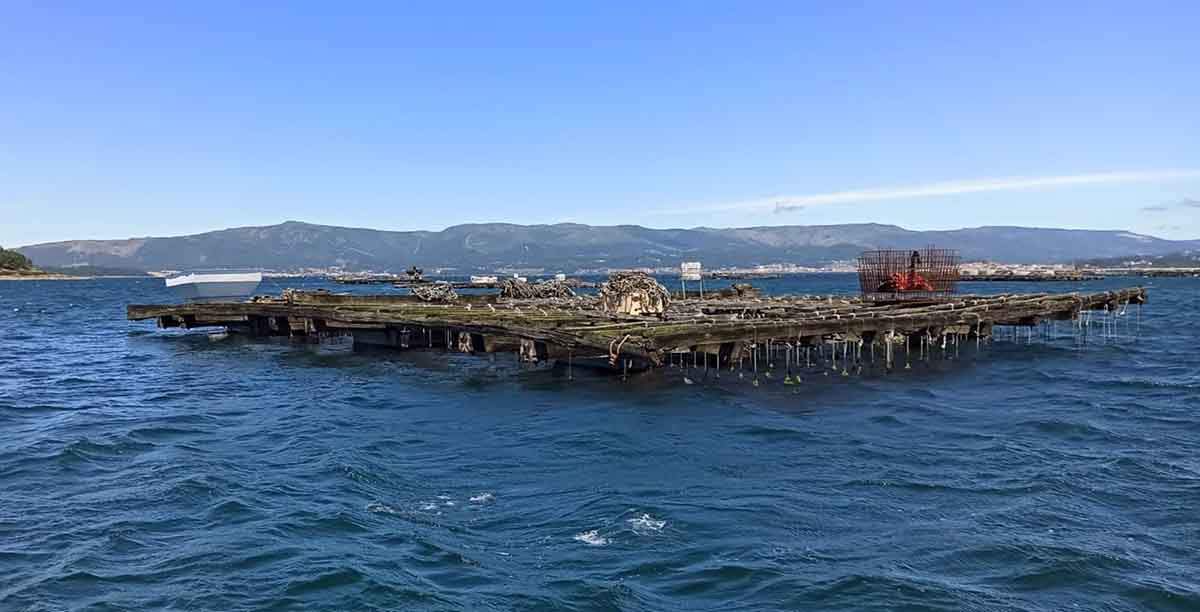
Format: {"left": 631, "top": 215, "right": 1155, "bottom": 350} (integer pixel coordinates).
{"left": 16, "top": 221, "right": 1200, "bottom": 272}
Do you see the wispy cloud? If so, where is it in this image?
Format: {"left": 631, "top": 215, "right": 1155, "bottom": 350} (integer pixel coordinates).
{"left": 1140, "top": 196, "right": 1200, "bottom": 213}
{"left": 660, "top": 169, "right": 1200, "bottom": 215}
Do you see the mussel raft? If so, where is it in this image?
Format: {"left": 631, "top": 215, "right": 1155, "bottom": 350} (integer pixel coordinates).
{"left": 127, "top": 285, "right": 1148, "bottom": 376}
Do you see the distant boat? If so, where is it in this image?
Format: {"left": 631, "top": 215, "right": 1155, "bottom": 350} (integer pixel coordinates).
{"left": 469, "top": 275, "right": 499, "bottom": 284}
{"left": 164, "top": 272, "right": 263, "bottom": 303}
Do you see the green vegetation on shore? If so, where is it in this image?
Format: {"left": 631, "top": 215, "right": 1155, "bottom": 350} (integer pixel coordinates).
{"left": 40, "top": 265, "right": 151, "bottom": 277}
{"left": 0, "top": 247, "right": 35, "bottom": 271}
{"left": 0, "top": 248, "right": 153, "bottom": 279}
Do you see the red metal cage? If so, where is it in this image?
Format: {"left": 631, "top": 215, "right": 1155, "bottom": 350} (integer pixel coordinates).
{"left": 858, "top": 248, "right": 960, "bottom": 300}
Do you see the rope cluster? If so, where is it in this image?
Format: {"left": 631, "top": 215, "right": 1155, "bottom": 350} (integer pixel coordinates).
{"left": 599, "top": 271, "right": 670, "bottom": 311}
{"left": 499, "top": 278, "right": 576, "bottom": 299}
{"left": 411, "top": 282, "right": 458, "bottom": 302}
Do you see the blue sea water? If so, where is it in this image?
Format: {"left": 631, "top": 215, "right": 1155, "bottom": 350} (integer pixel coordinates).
{"left": 1, "top": 275, "right": 1198, "bottom": 611}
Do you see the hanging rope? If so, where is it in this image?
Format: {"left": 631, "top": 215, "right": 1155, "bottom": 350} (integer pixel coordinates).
{"left": 599, "top": 271, "right": 670, "bottom": 315}
{"left": 608, "top": 334, "right": 632, "bottom": 367}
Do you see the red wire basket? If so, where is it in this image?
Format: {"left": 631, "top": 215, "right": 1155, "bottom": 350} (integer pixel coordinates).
{"left": 858, "top": 248, "right": 960, "bottom": 301}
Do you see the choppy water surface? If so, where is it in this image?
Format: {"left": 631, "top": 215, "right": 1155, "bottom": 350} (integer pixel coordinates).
{"left": 2, "top": 275, "right": 1198, "bottom": 611}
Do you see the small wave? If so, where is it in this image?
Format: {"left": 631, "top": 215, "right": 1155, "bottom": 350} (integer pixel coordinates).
{"left": 1077, "top": 373, "right": 1200, "bottom": 392}
{"left": 128, "top": 426, "right": 204, "bottom": 441}
{"left": 574, "top": 530, "right": 609, "bottom": 546}
{"left": 469, "top": 492, "right": 495, "bottom": 503}
{"left": 1018, "top": 418, "right": 1112, "bottom": 439}
{"left": 799, "top": 573, "right": 974, "bottom": 609}
{"left": 56, "top": 376, "right": 100, "bottom": 387}
{"left": 905, "top": 388, "right": 940, "bottom": 400}
{"left": 227, "top": 548, "right": 298, "bottom": 571}
{"left": 738, "top": 425, "right": 811, "bottom": 441}
{"left": 60, "top": 437, "right": 155, "bottom": 463}
{"left": 365, "top": 502, "right": 402, "bottom": 515}
{"left": 292, "top": 512, "right": 371, "bottom": 535}
{"left": 283, "top": 567, "right": 364, "bottom": 596}
{"left": 337, "top": 463, "right": 382, "bottom": 485}
{"left": 0, "top": 403, "right": 70, "bottom": 415}
{"left": 627, "top": 513, "right": 666, "bottom": 534}
{"left": 868, "top": 414, "right": 904, "bottom": 425}
{"left": 206, "top": 499, "right": 255, "bottom": 520}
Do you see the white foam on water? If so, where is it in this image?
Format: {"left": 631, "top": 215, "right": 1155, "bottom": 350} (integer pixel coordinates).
{"left": 366, "top": 502, "right": 402, "bottom": 515}
{"left": 573, "top": 530, "right": 609, "bottom": 546}
{"left": 627, "top": 513, "right": 667, "bottom": 534}
{"left": 469, "top": 492, "right": 494, "bottom": 503}
{"left": 419, "top": 502, "right": 439, "bottom": 511}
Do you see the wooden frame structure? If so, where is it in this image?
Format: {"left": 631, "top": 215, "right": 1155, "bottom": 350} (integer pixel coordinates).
{"left": 128, "top": 287, "right": 1147, "bottom": 372}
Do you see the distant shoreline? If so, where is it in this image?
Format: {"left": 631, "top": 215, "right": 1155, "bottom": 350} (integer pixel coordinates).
{"left": 0, "top": 272, "right": 87, "bottom": 280}
{"left": 0, "top": 273, "right": 150, "bottom": 281}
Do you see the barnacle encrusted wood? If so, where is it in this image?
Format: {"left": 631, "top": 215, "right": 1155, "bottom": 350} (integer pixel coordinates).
{"left": 499, "top": 278, "right": 576, "bottom": 299}
{"left": 130, "top": 287, "right": 1148, "bottom": 368}
{"left": 411, "top": 282, "right": 459, "bottom": 302}
{"left": 599, "top": 271, "right": 670, "bottom": 315}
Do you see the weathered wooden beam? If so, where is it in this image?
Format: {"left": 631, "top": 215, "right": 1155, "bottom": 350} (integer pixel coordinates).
{"left": 127, "top": 287, "right": 1146, "bottom": 367}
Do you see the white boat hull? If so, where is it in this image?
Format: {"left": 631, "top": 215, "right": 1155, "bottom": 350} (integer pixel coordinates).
{"left": 165, "top": 273, "right": 263, "bottom": 303}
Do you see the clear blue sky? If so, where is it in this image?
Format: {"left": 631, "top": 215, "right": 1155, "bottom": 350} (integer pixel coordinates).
{"left": 2, "top": 1, "right": 1198, "bottom": 247}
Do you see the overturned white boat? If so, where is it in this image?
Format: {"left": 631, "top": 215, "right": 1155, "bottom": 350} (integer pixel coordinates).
{"left": 164, "top": 272, "right": 263, "bottom": 303}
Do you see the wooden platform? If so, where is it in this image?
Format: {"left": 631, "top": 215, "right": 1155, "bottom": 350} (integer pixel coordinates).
{"left": 332, "top": 276, "right": 600, "bottom": 289}
{"left": 960, "top": 273, "right": 1105, "bottom": 282}
{"left": 128, "top": 287, "right": 1147, "bottom": 371}
{"left": 1094, "top": 268, "right": 1200, "bottom": 278}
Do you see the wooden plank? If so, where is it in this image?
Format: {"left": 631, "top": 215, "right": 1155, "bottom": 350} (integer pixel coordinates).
{"left": 127, "top": 287, "right": 1146, "bottom": 366}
